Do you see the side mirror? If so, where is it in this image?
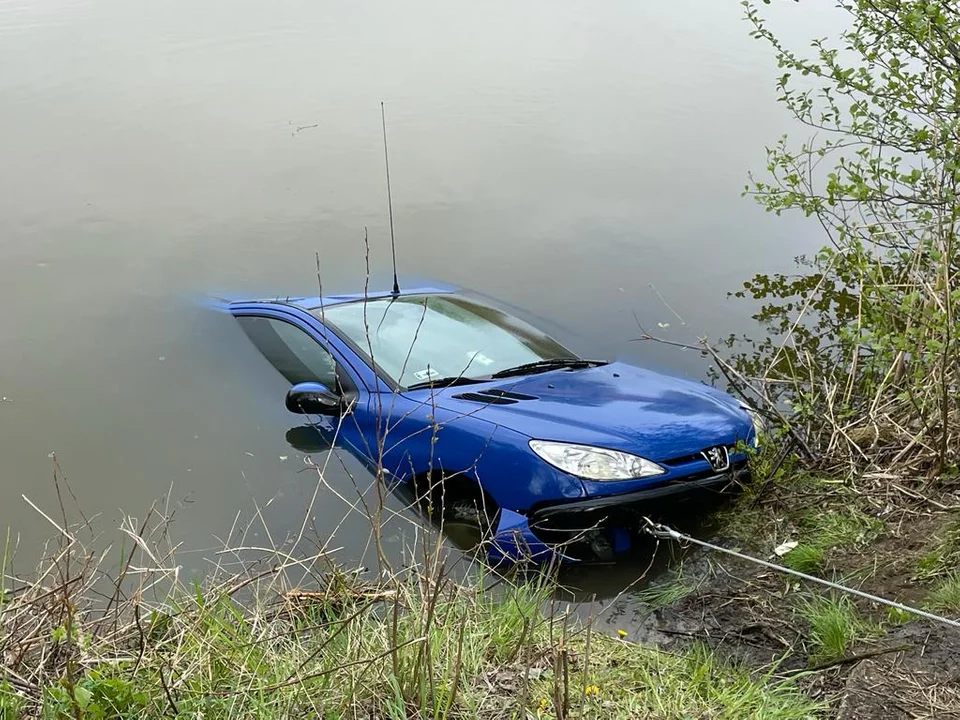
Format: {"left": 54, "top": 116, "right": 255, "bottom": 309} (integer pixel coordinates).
{"left": 285, "top": 382, "right": 342, "bottom": 415}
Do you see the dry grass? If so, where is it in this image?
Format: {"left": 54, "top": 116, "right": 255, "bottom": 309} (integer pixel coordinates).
{"left": 0, "top": 458, "right": 824, "bottom": 719}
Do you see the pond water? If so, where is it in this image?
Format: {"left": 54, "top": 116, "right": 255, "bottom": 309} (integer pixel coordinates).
{"left": 1, "top": 0, "right": 841, "bottom": 599}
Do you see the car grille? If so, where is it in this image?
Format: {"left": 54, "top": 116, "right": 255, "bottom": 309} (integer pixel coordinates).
{"left": 661, "top": 445, "right": 740, "bottom": 468}
{"left": 670, "top": 459, "right": 748, "bottom": 483}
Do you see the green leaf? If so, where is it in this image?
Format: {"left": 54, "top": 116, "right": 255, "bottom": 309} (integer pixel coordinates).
{"left": 74, "top": 685, "right": 93, "bottom": 710}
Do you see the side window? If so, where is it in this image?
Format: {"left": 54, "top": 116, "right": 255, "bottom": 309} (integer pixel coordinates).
{"left": 237, "top": 316, "right": 349, "bottom": 390}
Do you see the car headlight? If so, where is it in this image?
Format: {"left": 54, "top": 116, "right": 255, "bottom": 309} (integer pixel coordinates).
{"left": 528, "top": 440, "right": 665, "bottom": 481}
{"left": 740, "top": 403, "right": 763, "bottom": 447}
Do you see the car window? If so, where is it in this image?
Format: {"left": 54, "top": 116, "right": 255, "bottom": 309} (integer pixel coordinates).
{"left": 315, "top": 295, "right": 576, "bottom": 387}
{"left": 237, "top": 316, "right": 344, "bottom": 389}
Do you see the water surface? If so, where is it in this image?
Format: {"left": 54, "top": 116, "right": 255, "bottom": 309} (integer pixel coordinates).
{"left": 1, "top": 0, "right": 839, "bottom": 590}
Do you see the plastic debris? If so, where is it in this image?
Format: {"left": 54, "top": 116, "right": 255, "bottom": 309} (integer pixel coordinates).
{"left": 774, "top": 540, "right": 799, "bottom": 557}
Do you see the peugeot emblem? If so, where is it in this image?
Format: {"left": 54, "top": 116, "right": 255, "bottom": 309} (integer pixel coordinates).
{"left": 702, "top": 445, "right": 730, "bottom": 472}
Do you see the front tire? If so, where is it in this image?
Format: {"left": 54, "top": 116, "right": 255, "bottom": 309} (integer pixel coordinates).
{"left": 413, "top": 472, "right": 500, "bottom": 551}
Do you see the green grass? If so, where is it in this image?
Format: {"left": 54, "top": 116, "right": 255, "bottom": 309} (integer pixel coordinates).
{"left": 885, "top": 606, "right": 918, "bottom": 626}
{"left": 916, "top": 550, "right": 942, "bottom": 575}
{"left": 796, "top": 594, "right": 881, "bottom": 664}
{"left": 634, "top": 571, "right": 695, "bottom": 612}
{"left": 0, "top": 454, "right": 828, "bottom": 720}
{"left": 0, "top": 680, "right": 23, "bottom": 718}
{"left": 776, "top": 507, "right": 882, "bottom": 575}
{"left": 914, "top": 521, "right": 960, "bottom": 581}
{"left": 781, "top": 544, "right": 825, "bottom": 573}
{"left": 769, "top": 506, "right": 884, "bottom": 578}
{"left": 2, "top": 570, "right": 824, "bottom": 720}
{"left": 715, "top": 460, "right": 883, "bottom": 568}
{"left": 803, "top": 509, "right": 883, "bottom": 549}
{"left": 528, "top": 641, "right": 821, "bottom": 720}
{"left": 926, "top": 573, "right": 960, "bottom": 613}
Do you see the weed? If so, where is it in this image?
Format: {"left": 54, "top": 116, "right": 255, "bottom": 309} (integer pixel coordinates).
{"left": 634, "top": 571, "right": 694, "bottom": 612}
{"left": 804, "top": 510, "right": 883, "bottom": 549}
{"left": 781, "top": 544, "right": 824, "bottom": 574}
{"left": 525, "top": 639, "right": 823, "bottom": 719}
{"left": 0, "top": 681, "right": 23, "bottom": 718}
{"left": 916, "top": 551, "right": 942, "bottom": 575}
{"left": 713, "top": 472, "right": 880, "bottom": 571}
{"left": 42, "top": 671, "right": 150, "bottom": 719}
{"left": 914, "top": 521, "right": 960, "bottom": 581}
{"left": 796, "top": 594, "right": 880, "bottom": 663}
{"left": 770, "top": 506, "right": 882, "bottom": 577}
{"left": 885, "top": 606, "right": 917, "bottom": 626}
{"left": 926, "top": 573, "right": 960, "bottom": 613}
{"left": 0, "top": 492, "right": 827, "bottom": 720}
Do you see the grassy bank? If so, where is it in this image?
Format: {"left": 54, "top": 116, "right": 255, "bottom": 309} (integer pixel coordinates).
{"left": 3, "top": 448, "right": 955, "bottom": 720}
{"left": 0, "top": 498, "right": 822, "bottom": 720}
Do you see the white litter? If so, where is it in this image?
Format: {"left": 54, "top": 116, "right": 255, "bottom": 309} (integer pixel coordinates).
{"left": 773, "top": 540, "right": 799, "bottom": 557}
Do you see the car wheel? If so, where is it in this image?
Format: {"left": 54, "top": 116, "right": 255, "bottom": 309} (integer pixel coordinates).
{"left": 413, "top": 472, "right": 499, "bottom": 551}
{"left": 446, "top": 498, "right": 492, "bottom": 531}
{"left": 439, "top": 497, "right": 498, "bottom": 553}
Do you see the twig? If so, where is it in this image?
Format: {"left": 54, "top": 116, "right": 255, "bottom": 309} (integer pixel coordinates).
{"left": 100, "top": 503, "right": 156, "bottom": 631}
{"left": 160, "top": 663, "right": 180, "bottom": 716}
{"left": 782, "top": 643, "right": 912, "bottom": 676}
{"left": 890, "top": 483, "right": 960, "bottom": 511}
{"left": 21, "top": 495, "right": 75, "bottom": 544}
{"left": 133, "top": 599, "right": 146, "bottom": 675}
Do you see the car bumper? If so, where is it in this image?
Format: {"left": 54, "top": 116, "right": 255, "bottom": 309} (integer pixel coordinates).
{"left": 486, "top": 465, "right": 747, "bottom": 565}
{"left": 531, "top": 467, "right": 742, "bottom": 522}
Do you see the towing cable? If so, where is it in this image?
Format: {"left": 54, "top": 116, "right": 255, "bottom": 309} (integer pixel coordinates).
{"left": 640, "top": 517, "right": 960, "bottom": 631}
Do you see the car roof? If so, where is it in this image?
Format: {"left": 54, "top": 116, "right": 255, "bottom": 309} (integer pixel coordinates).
{"left": 230, "top": 283, "right": 461, "bottom": 311}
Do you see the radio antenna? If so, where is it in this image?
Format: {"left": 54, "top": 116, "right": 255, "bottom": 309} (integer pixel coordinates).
{"left": 381, "top": 101, "right": 400, "bottom": 296}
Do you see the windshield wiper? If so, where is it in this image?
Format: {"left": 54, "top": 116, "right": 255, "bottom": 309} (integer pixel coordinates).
{"left": 405, "top": 375, "right": 485, "bottom": 391}
{"left": 490, "top": 358, "right": 608, "bottom": 379}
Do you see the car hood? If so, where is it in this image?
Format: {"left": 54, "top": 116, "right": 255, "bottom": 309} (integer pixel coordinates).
{"left": 426, "top": 362, "right": 753, "bottom": 462}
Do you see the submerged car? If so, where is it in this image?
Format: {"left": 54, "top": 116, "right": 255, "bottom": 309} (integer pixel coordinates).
{"left": 221, "top": 283, "right": 760, "bottom": 564}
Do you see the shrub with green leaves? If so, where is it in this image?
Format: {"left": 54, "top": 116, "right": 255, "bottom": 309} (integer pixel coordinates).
{"left": 41, "top": 671, "right": 150, "bottom": 720}
{"left": 730, "top": 1, "right": 960, "bottom": 476}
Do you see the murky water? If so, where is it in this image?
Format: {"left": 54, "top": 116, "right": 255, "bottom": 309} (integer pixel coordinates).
{"left": 1, "top": 1, "right": 840, "bottom": 593}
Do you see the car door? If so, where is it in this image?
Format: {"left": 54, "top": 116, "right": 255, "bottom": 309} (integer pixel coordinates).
{"left": 232, "top": 310, "right": 378, "bottom": 467}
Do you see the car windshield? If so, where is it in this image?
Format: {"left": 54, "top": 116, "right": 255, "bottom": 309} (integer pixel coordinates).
{"left": 314, "top": 294, "right": 578, "bottom": 388}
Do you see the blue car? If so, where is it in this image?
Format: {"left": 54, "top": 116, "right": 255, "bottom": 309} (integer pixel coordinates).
{"left": 223, "top": 284, "right": 760, "bottom": 564}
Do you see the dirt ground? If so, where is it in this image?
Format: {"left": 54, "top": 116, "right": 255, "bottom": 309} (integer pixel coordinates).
{"left": 838, "top": 622, "right": 960, "bottom": 720}
{"left": 609, "top": 479, "right": 960, "bottom": 717}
